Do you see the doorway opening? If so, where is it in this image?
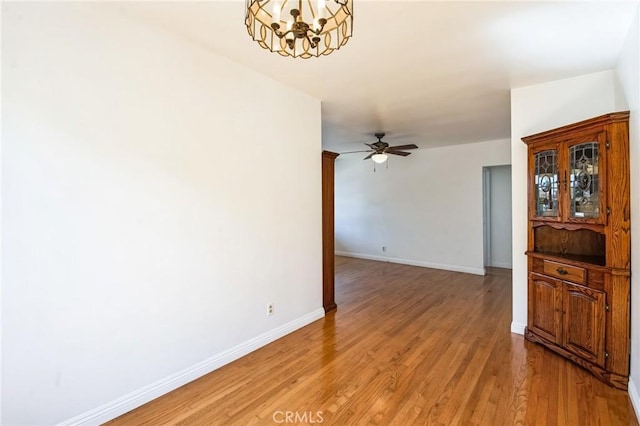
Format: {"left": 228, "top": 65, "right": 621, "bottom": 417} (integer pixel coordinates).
{"left": 482, "top": 165, "right": 512, "bottom": 271}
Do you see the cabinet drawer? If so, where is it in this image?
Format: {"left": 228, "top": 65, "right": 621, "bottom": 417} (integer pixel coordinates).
{"left": 543, "top": 260, "right": 585, "bottom": 284}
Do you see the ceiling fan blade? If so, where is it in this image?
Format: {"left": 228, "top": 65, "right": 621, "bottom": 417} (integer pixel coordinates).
{"left": 363, "top": 152, "right": 375, "bottom": 160}
{"left": 386, "top": 150, "right": 411, "bottom": 157}
{"left": 341, "top": 149, "right": 374, "bottom": 154}
{"left": 387, "top": 144, "right": 418, "bottom": 150}
{"left": 364, "top": 143, "right": 377, "bottom": 149}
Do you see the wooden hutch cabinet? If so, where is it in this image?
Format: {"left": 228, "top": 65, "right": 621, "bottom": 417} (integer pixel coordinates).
{"left": 522, "top": 112, "right": 631, "bottom": 390}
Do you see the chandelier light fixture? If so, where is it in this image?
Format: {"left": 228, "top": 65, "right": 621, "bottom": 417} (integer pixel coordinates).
{"left": 245, "top": 0, "right": 353, "bottom": 59}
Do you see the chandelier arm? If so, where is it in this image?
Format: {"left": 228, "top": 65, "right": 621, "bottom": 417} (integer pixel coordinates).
{"left": 305, "top": 34, "right": 317, "bottom": 48}
{"left": 313, "top": 19, "right": 327, "bottom": 35}
{"left": 273, "top": 29, "right": 294, "bottom": 40}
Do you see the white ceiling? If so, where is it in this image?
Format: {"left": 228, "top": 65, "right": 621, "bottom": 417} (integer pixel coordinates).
{"left": 111, "top": 1, "right": 638, "bottom": 152}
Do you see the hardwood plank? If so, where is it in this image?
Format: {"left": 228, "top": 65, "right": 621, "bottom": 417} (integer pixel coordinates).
{"left": 107, "top": 258, "right": 638, "bottom": 426}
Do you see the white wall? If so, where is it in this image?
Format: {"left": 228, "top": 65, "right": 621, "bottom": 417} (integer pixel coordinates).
{"left": 615, "top": 3, "right": 640, "bottom": 416}
{"left": 489, "top": 165, "right": 512, "bottom": 269}
{"left": 510, "top": 70, "right": 621, "bottom": 336}
{"left": 0, "top": 3, "right": 3, "bottom": 422}
{"left": 335, "top": 139, "right": 511, "bottom": 275}
{"left": 1, "top": 3, "right": 322, "bottom": 425}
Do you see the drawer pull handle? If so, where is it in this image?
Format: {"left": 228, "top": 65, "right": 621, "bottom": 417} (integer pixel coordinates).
{"left": 556, "top": 268, "right": 568, "bottom": 275}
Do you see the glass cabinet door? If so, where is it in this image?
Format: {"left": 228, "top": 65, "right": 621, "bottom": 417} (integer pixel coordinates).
{"left": 568, "top": 142, "right": 600, "bottom": 220}
{"left": 534, "top": 149, "right": 559, "bottom": 218}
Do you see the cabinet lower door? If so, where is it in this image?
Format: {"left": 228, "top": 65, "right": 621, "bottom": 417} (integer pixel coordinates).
{"left": 562, "top": 283, "right": 606, "bottom": 367}
{"left": 528, "top": 273, "right": 562, "bottom": 344}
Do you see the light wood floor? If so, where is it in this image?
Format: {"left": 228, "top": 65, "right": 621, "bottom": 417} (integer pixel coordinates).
{"left": 109, "top": 256, "right": 638, "bottom": 425}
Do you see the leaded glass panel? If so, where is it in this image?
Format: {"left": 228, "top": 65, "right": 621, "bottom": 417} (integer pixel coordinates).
{"left": 569, "top": 142, "right": 599, "bottom": 219}
{"left": 534, "top": 150, "right": 558, "bottom": 217}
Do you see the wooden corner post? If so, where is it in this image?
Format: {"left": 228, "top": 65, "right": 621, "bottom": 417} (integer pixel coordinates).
{"left": 322, "top": 151, "right": 339, "bottom": 313}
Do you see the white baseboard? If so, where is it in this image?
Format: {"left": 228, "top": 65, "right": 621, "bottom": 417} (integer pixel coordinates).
{"left": 510, "top": 322, "right": 526, "bottom": 335}
{"left": 489, "top": 261, "right": 512, "bottom": 269}
{"left": 629, "top": 378, "right": 640, "bottom": 421}
{"left": 59, "top": 308, "right": 326, "bottom": 426}
{"left": 335, "top": 251, "right": 485, "bottom": 276}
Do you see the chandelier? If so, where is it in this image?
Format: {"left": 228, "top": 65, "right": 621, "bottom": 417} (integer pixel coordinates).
{"left": 245, "top": 0, "right": 353, "bottom": 59}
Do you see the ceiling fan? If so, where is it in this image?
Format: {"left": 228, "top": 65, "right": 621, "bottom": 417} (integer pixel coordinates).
{"left": 342, "top": 133, "right": 419, "bottom": 163}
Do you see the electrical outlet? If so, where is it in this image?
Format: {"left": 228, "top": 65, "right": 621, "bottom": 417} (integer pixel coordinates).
{"left": 267, "top": 302, "right": 274, "bottom": 316}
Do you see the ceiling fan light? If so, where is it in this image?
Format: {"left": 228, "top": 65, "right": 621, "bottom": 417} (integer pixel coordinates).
{"left": 372, "top": 153, "right": 388, "bottom": 164}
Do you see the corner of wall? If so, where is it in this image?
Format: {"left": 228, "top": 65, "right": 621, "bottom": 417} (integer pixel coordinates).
{"left": 629, "top": 378, "right": 640, "bottom": 421}
{"left": 510, "top": 322, "right": 526, "bottom": 335}
{"left": 613, "top": 72, "right": 630, "bottom": 111}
